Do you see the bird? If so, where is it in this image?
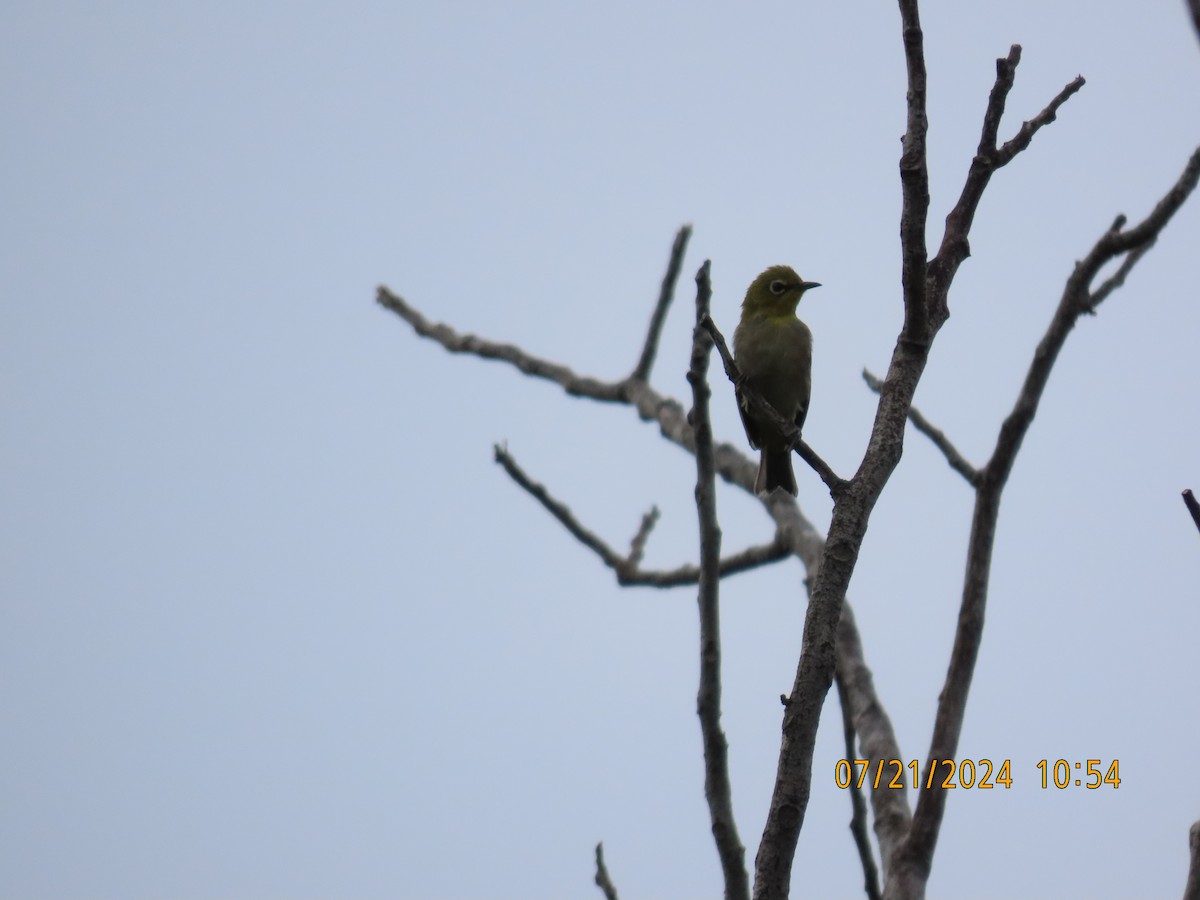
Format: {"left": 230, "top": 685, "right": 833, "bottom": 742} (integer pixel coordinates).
{"left": 732, "top": 265, "right": 820, "bottom": 496}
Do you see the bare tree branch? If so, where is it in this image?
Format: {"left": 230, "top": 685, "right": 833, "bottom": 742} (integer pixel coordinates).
{"left": 631, "top": 225, "right": 692, "bottom": 382}
{"left": 1084, "top": 148, "right": 1200, "bottom": 262}
{"left": 1185, "top": 821, "right": 1200, "bottom": 900}
{"left": 626, "top": 506, "right": 660, "bottom": 569}
{"left": 380, "top": 239, "right": 742, "bottom": 491}
{"left": 1085, "top": 242, "right": 1151, "bottom": 311}
{"left": 379, "top": 303, "right": 729, "bottom": 512}
{"left": 1183, "top": 490, "right": 1200, "bottom": 536}
{"left": 886, "top": 145, "right": 1200, "bottom": 900}
{"left": 928, "top": 47, "right": 1085, "bottom": 327}
{"left": 749, "top": 4, "right": 1071, "bottom": 893}
{"left": 688, "top": 261, "right": 750, "bottom": 900}
{"left": 621, "top": 540, "right": 793, "bottom": 588}
{"left": 493, "top": 444, "right": 790, "bottom": 587}
{"left": 594, "top": 843, "right": 619, "bottom": 900}
{"left": 836, "top": 604, "right": 912, "bottom": 869}
{"left": 377, "top": 286, "right": 628, "bottom": 402}
{"left": 491, "top": 441, "right": 626, "bottom": 567}
{"left": 863, "top": 369, "right": 979, "bottom": 486}
{"left": 994, "top": 71, "right": 1086, "bottom": 166}
{"left": 747, "top": 2, "right": 940, "bottom": 890}
{"left": 897, "top": 0, "right": 931, "bottom": 342}
{"left": 380, "top": 0, "right": 1197, "bottom": 889}
{"left": 378, "top": 233, "right": 902, "bottom": 900}
{"left": 701, "top": 314, "right": 847, "bottom": 497}
{"left": 835, "top": 668, "right": 882, "bottom": 900}
{"left": 750, "top": 12, "right": 1096, "bottom": 897}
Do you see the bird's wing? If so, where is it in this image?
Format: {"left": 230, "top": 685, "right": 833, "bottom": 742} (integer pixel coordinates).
{"left": 736, "top": 386, "right": 762, "bottom": 450}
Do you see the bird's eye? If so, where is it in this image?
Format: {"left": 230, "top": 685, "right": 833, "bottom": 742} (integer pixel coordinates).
{"left": 769, "top": 279, "right": 787, "bottom": 295}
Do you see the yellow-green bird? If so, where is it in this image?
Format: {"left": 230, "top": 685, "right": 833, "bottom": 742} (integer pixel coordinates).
{"left": 733, "top": 265, "right": 820, "bottom": 496}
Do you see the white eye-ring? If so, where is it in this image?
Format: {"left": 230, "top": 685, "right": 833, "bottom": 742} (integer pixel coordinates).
{"left": 769, "top": 279, "right": 787, "bottom": 295}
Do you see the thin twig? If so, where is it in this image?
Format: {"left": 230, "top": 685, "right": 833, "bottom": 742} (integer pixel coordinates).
{"left": 626, "top": 506, "right": 660, "bottom": 569}
{"left": 1093, "top": 149, "right": 1200, "bottom": 258}
{"left": 621, "top": 540, "right": 792, "bottom": 588}
{"left": 928, "top": 49, "right": 1084, "bottom": 325}
{"left": 974, "top": 46, "right": 1020, "bottom": 155}
{"left": 700, "top": 314, "right": 847, "bottom": 497}
{"left": 688, "top": 261, "right": 750, "bottom": 900}
{"left": 995, "top": 72, "right": 1086, "bottom": 166}
{"left": 1183, "top": 490, "right": 1200, "bottom": 537}
{"left": 385, "top": 276, "right": 764, "bottom": 503}
{"left": 1085, "top": 243, "right": 1151, "bottom": 311}
{"left": 493, "top": 444, "right": 789, "bottom": 588}
{"left": 863, "top": 369, "right": 979, "bottom": 486}
{"left": 377, "top": 287, "right": 627, "bottom": 402}
{"left": 631, "top": 225, "right": 692, "bottom": 383}
{"left": 835, "top": 670, "right": 882, "bottom": 900}
{"left": 887, "top": 146, "right": 1200, "bottom": 900}
{"left": 593, "top": 843, "right": 619, "bottom": 900}
{"left": 835, "top": 603, "right": 912, "bottom": 872}
{"left": 616, "top": 539, "right": 792, "bottom": 587}
{"left": 380, "top": 282, "right": 759, "bottom": 492}
{"left": 493, "top": 443, "right": 625, "bottom": 567}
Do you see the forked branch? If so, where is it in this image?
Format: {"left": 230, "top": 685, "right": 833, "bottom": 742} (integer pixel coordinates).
{"left": 750, "top": 16, "right": 1088, "bottom": 900}
{"left": 886, "top": 145, "right": 1200, "bottom": 900}
{"left": 493, "top": 444, "right": 791, "bottom": 588}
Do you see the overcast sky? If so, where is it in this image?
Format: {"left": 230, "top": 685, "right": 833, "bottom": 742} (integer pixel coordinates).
{"left": 3, "top": 2, "right": 1199, "bottom": 898}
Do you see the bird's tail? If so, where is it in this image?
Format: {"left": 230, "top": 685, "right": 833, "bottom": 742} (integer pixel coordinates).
{"left": 756, "top": 450, "right": 797, "bottom": 497}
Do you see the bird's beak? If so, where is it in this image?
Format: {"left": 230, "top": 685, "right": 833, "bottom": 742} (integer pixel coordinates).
{"left": 801, "top": 281, "right": 822, "bottom": 291}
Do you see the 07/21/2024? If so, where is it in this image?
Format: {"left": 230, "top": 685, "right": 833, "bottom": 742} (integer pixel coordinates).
{"left": 833, "top": 758, "right": 1121, "bottom": 791}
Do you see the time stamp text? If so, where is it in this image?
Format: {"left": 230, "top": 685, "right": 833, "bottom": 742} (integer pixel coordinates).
{"left": 834, "top": 758, "right": 1121, "bottom": 791}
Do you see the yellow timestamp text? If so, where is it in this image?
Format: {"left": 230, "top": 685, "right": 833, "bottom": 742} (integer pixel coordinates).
{"left": 835, "top": 758, "right": 1013, "bottom": 790}
{"left": 834, "top": 758, "right": 1121, "bottom": 790}
{"left": 1036, "top": 758, "right": 1121, "bottom": 789}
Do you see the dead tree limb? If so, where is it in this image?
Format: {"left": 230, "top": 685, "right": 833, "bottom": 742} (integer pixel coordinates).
{"left": 493, "top": 445, "right": 791, "bottom": 587}
{"left": 885, "top": 145, "right": 1200, "bottom": 900}
{"left": 378, "top": 231, "right": 903, "bottom": 893}
{"left": 750, "top": 20, "right": 1087, "bottom": 899}
{"left": 688, "top": 261, "right": 750, "bottom": 900}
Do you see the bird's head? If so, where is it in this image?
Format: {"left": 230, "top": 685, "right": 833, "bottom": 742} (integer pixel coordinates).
{"left": 742, "top": 265, "right": 821, "bottom": 318}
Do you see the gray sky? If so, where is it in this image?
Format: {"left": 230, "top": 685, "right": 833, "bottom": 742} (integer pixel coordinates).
{"left": 3, "top": 2, "right": 1199, "bottom": 898}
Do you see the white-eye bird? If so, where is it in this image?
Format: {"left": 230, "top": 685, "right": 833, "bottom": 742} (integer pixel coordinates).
{"left": 732, "top": 265, "right": 820, "bottom": 496}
